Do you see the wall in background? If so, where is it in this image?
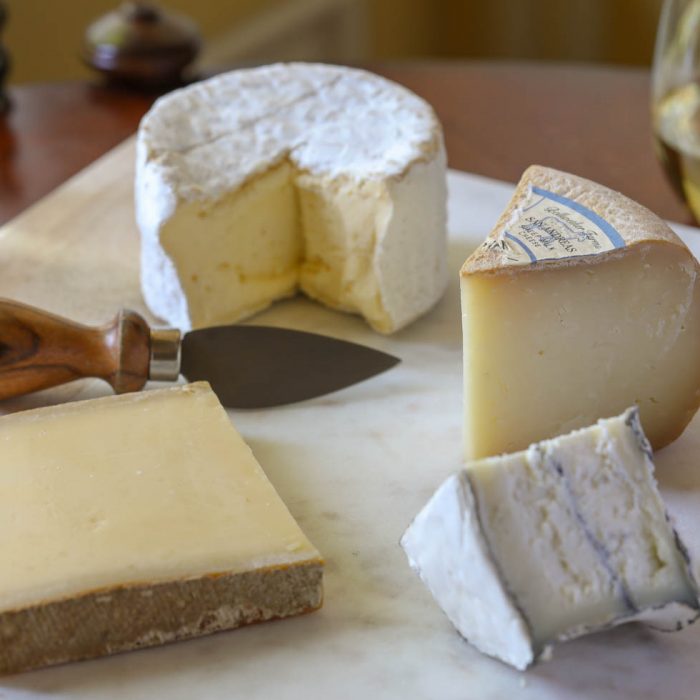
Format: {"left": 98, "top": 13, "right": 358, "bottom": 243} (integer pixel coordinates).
{"left": 3, "top": 0, "right": 665, "bottom": 85}
{"left": 370, "top": 0, "right": 662, "bottom": 65}
{"left": 3, "top": 0, "right": 284, "bottom": 83}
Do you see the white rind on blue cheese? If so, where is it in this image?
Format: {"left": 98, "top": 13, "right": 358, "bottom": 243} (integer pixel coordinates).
{"left": 400, "top": 408, "right": 700, "bottom": 670}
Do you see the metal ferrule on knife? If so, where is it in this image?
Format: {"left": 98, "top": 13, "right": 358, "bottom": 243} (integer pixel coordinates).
{"left": 149, "top": 328, "right": 182, "bottom": 382}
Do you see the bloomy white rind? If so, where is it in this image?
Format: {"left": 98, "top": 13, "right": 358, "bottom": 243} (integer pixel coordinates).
{"left": 138, "top": 63, "right": 442, "bottom": 193}
{"left": 375, "top": 149, "right": 449, "bottom": 331}
{"left": 136, "top": 137, "right": 192, "bottom": 330}
{"left": 135, "top": 62, "right": 447, "bottom": 333}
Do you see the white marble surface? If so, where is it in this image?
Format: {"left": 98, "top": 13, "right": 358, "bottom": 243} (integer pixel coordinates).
{"left": 2, "top": 146, "right": 700, "bottom": 698}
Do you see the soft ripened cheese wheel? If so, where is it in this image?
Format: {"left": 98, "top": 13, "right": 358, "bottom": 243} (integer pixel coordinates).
{"left": 0, "top": 383, "right": 322, "bottom": 674}
{"left": 401, "top": 409, "right": 700, "bottom": 670}
{"left": 136, "top": 62, "right": 448, "bottom": 334}
{"left": 461, "top": 165, "right": 700, "bottom": 459}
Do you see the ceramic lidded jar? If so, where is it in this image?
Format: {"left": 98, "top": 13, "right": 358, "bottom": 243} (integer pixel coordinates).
{"left": 83, "top": 2, "right": 201, "bottom": 88}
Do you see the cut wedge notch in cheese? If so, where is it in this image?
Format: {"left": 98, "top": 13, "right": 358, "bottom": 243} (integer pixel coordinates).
{"left": 401, "top": 409, "right": 700, "bottom": 670}
{"left": 461, "top": 165, "right": 700, "bottom": 460}
{"left": 136, "top": 62, "right": 448, "bottom": 334}
{"left": 0, "top": 383, "right": 322, "bottom": 675}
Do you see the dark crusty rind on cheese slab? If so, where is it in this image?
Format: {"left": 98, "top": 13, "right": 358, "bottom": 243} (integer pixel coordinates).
{"left": 461, "top": 165, "right": 700, "bottom": 459}
{"left": 0, "top": 382, "right": 323, "bottom": 675}
{"left": 0, "top": 563, "right": 322, "bottom": 675}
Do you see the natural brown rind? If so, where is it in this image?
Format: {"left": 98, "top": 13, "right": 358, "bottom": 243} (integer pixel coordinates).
{"left": 462, "top": 164, "right": 692, "bottom": 277}
{"left": 0, "top": 560, "right": 323, "bottom": 675}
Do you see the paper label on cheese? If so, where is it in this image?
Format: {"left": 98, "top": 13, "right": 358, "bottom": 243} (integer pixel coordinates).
{"left": 482, "top": 186, "right": 626, "bottom": 267}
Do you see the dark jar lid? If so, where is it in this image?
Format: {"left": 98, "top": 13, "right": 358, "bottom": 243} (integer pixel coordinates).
{"left": 83, "top": 2, "right": 201, "bottom": 88}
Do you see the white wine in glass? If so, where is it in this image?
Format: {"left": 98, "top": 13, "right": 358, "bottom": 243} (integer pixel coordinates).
{"left": 653, "top": 0, "right": 700, "bottom": 220}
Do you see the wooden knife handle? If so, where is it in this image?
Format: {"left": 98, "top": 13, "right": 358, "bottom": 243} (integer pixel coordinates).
{"left": 0, "top": 299, "right": 151, "bottom": 400}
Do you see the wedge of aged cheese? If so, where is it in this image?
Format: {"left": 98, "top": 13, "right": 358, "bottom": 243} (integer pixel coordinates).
{"left": 401, "top": 408, "right": 700, "bottom": 670}
{"left": 0, "top": 383, "right": 322, "bottom": 675}
{"left": 136, "top": 62, "right": 448, "bottom": 334}
{"left": 461, "top": 165, "right": 700, "bottom": 459}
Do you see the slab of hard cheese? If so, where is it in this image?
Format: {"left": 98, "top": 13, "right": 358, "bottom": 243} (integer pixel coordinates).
{"left": 0, "top": 382, "right": 323, "bottom": 675}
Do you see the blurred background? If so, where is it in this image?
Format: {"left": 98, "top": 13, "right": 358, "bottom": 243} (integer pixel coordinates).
{"left": 3, "top": 0, "right": 664, "bottom": 85}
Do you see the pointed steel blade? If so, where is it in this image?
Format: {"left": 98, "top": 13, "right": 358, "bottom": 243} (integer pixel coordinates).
{"left": 180, "top": 325, "right": 400, "bottom": 408}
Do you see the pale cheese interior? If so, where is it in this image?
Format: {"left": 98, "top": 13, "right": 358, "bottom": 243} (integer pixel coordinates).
{"left": 462, "top": 243, "right": 700, "bottom": 459}
{"left": 161, "top": 163, "right": 395, "bottom": 333}
{"left": 468, "top": 412, "right": 697, "bottom": 647}
{"left": 163, "top": 163, "right": 302, "bottom": 328}
{"left": 0, "top": 383, "right": 320, "bottom": 611}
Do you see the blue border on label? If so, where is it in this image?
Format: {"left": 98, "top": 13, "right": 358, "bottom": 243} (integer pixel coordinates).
{"left": 504, "top": 232, "right": 537, "bottom": 262}
{"left": 532, "top": 186, "right": 625, "bottom": 249}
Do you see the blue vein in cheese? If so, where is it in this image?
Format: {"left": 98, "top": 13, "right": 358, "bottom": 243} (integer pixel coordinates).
{"left": 542, "top": 448, "right": 638, "bottom": 615}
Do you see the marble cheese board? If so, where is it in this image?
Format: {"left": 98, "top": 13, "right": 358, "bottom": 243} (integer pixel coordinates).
{"left": 2, "top": 138, "right": 700, "bottom": 699}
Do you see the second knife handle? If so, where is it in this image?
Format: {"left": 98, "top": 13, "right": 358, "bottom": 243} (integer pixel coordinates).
{"left": 0, "top": 300, "right": 151, "bottom": 400}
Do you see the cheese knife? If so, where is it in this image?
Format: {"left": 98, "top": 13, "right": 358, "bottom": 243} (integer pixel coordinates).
{"left": 0, "top": 300, "right": 400, "bottom": 407}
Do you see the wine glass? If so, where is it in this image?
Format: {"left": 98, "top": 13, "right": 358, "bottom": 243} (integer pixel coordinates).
{"left": 652, "top": 0, "right": 700, "bottom": 221}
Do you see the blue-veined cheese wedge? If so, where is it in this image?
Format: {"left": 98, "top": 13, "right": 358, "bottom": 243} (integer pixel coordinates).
{"left": 401, "top": 409, "right": 700, "bottom": 670}
{"left": 461, "top": 165, "right": 700, "bottom": 459}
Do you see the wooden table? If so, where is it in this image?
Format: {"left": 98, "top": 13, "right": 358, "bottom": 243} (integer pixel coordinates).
{"left": 0, "top": 60, "right": 690, "bottom": 226}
